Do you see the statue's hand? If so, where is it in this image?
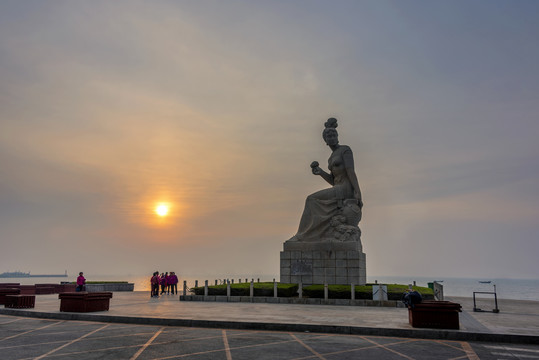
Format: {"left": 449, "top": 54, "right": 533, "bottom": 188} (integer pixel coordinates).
{"left": 310, "top": 161, "right": 320, "bottom": 175}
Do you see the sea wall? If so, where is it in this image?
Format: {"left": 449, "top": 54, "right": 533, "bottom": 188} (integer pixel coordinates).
{"left": 85, "top": 283, "right": 134, "bottom": 292}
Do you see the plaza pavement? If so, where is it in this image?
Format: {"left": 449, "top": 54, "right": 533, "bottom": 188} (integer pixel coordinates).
{"left": 0, "top": 292, "right": 537, "bottom": 344}
{"left": 1, "top": 293, "right": 539, "bottom": 359}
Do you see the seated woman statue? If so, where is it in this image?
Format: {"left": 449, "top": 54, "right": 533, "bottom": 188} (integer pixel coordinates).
{"left": 289, "top": 118, "right": 363, "bottom": 242}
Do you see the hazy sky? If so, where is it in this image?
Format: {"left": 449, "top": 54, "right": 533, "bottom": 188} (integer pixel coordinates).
{"left": 1, "top": 1, "right": 538, "bottom": 280}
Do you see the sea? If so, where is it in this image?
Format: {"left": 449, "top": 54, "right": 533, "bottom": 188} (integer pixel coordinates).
{"left": 2, "top": 274, "right": 538, "bottom": 301}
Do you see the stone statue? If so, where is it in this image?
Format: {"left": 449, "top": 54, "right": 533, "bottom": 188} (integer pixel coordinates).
{"left": 289, "top": 118, "right": 363, "bottom": 243}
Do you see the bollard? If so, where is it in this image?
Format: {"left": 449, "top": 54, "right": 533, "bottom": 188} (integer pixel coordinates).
{"left": 351, "top": 283, "right": 355, "bottom": 300}
{"left": 273, "top": 280, "right": 277, "bottom": 298}
{"left": 204, "top": 280, "right": 208, "bottom": 297}
{"left": 250, "top": 280, "right": 254, "bottom": 297}
{"left": 195, "top": 280, "right": 198, "bottom": 288}
{"left": 298, "top": 282, "right": 303, "bottom": 299}
{"left": 183, "top": 281, "right": 187, "bottom": 297}
{"left": 227, "top": 280, "right": 231, "bottom": 297}
{"left": 324, "top": 283, "right": 328, "bottom": 300}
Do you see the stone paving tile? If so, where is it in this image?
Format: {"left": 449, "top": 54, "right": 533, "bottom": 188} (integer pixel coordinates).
{"left": 3, "top": 314, "right": 539, "bottom": 359}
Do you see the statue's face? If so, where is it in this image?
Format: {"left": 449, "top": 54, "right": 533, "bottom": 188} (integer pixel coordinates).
{"left": 324, "top": 130, "right": 338, "bottom": 146}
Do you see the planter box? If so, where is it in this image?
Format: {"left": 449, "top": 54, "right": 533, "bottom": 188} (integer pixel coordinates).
{"left": 0, "top": 288, "right": 21, "bottom": 305}
{"left": 4, "top": 295, "right": 35, "bottom": 308}
{"left": 19, "top": 285, "right": 36, "bottom": 295}
{"left": 59, "top": 292, "right": 113, "bottom": 312}
{"left": 0, "top": 283, "right": 20, "bottom": 289}
{"left": 408, "top": 300, "right": 462, "bottom": 329}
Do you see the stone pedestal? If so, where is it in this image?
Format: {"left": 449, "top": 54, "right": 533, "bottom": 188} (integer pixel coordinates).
{"left": 280, "top": 240, "right": 366, "bottom": 285}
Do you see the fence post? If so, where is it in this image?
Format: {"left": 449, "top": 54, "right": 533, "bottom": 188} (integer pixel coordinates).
{"left": 195, "top": 280, "right": 198, "bottom": 288}
{"left": 324, "top": 283, "right": 328, "bottom": 300}
{"left": 227, "top": 280, "right": 231, "bottom": 298}
{"left": 204, "top": 280, "right": 208, "bottom": 297}
{"left": 250, "top": 280, "right": 254, "bottom": 298}
{"left": 298, "top": 282, "right": 303, "bottom": 299}
{"left": 273, "top": 280, "right": 278, "bottom": 298}
{"left": 351, "top": 283, "right": 355, "bottom": 300}
{"left": 183, "top": 281, "right": 187, "bottom": 297}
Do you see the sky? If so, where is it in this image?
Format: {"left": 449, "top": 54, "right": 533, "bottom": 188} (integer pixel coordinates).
{"left": 1, "top": 0, "right": 538, "bottom": 280}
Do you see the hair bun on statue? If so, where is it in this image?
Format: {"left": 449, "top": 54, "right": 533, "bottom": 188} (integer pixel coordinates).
{"left": 325, "top": 118, "right": 338, "bottom": 129}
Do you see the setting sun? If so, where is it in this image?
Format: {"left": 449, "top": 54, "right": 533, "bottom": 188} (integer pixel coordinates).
{"left": 155, "top": 204, "right": 169, "bottom": 217}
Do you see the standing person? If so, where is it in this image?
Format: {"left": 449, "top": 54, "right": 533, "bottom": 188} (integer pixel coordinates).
{"left": 151, "top": 271, "right": 160, "bottom": 297}
{"left": 168, "top": 272, "right": 178, "bottom": 295}
{"left": 165, "top": 272, "right": 171, "bottom": 294}
{"left": 76, "top": 272, "right": 86, "bottom": 292}
{"left": 160, "top": 272, "right": 168, "bottom": 295}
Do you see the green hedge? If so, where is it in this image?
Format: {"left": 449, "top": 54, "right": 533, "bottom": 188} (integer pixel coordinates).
{"left": 192, "top": 282, "right": 298, "bottom": 297}
{"left": 303, "top": 285, "right": 372, "bottom": 299}
{"left": 191, "top": 282, "right": 434, "bottom": 300}
{"left": 292, "top": 284, "right": 433, "bottom": 300}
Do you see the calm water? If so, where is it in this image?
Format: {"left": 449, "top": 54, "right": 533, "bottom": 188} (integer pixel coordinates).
{"left": 3, "top": 274, "right": 538, "bottom": 301}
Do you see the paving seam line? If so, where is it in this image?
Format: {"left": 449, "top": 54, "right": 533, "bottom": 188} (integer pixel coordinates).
{"left": 0, "top": 308, "right": 537, "bottom": 345}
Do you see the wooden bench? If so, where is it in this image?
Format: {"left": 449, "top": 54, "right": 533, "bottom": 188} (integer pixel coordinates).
{"left": 59, "top": 292, "right": 113, "bottom": 312}
{"left": 408, "top": 300, "right": 462, "bottom": 329}
{"left": 4, "top": 295, "right": 35, "bottom": 308}
{"left": 0, "top": 288, "right": 21, "bottom": 305}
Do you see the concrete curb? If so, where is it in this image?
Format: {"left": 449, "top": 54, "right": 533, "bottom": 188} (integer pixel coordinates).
{"left": 1, "top": 308, "right": 537, "bottom": 345}
{"left": 180, "top": 295, "right": 406, "bottom": 307}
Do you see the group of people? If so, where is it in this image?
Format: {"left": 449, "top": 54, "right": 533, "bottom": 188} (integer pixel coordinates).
{"left": 150, "top": 271, "right": 178, "bottom": 297}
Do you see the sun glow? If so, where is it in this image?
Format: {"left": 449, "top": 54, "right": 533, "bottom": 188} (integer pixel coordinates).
{"left": 155, "top": 204, "right": 169, "bottom": 217}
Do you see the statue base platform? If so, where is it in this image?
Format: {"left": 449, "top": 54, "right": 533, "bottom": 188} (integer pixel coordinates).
{"left": 280, "top": 240, "right": 366, "bottom": 285}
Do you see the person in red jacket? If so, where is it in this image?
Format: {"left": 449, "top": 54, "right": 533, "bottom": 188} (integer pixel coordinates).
{"left": 150, "top": 271, "right": 160, "bottom": 298}
{"left": 168, "top": 272, "right": 178, "bottom": 295}
{"left": 160, "top": 272, "right": 168, "bottom": 295}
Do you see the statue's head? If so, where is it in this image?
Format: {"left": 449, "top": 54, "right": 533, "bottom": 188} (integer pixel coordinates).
{"left": 323, "top": 117, "right": 339, "bottom": 146}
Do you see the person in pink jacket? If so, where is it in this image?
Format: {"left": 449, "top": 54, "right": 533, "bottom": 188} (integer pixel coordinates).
{"left": 168, "top": 272, "right": 178, "bottom": 295}
{"left": 76, "top": 272, "right": 86, "bottom": 292}
{"left": 160, "top": 272, "right": 168, "bottom": 295}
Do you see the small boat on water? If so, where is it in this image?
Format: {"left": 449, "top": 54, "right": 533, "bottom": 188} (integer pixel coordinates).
{"left": 479, "top": 280, "right": 492, "bottom": 284}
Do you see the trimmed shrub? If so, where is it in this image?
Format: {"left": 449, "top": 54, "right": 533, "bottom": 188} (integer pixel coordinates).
{"left": 385, "top": 284, "right": 434, "bottom": 301}
{"left": 192, "top": 282, "right": 298, "bottom": 297}
{"left": 303, "top": 285, "right": 372, "bottom": 299}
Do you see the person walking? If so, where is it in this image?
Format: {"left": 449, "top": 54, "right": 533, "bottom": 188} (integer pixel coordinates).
{"left": 76, "top": 272, "right": 86, "bottom": 292}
